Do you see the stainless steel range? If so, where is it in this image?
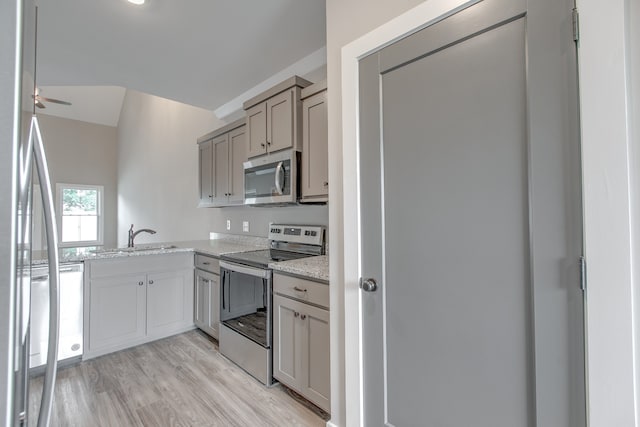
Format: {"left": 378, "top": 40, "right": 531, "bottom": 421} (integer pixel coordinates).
{"left": 218, "top": 224, "right": 325, "bottom": 386}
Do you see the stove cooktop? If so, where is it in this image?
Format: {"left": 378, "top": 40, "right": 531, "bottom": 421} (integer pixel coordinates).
{"left": 221, "top": 249, "right": 313, "bottom": 269}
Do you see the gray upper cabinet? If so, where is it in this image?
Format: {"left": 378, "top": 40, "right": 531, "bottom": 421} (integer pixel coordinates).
{"left": 246, "top": 102, "right": 267, "bottom": 158}
{"left": 197, "top": 118, "right": 246, "bottom": 207}
{"left": 243, "top": 76, "right": 311, "bottom": 158}
{"left": 228, "top": 126, "right": 246, "bottom": 204}
{"left": 300, "top": 80, "right": 328, "bottom": 202}
{"left": 212, "top": 133, "right": 229, "bottom": 206}
{"left": 198, "top": 139, "right": 214, "bottom": 206}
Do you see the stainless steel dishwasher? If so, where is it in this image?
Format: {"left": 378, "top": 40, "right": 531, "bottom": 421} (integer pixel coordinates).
{"left": 30, "top": 263, "right": 83, "bottom": 369}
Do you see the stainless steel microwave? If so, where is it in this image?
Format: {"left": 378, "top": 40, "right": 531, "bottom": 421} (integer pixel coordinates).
{"left": 243, "top": 149, "right": 299, "bottom": 205}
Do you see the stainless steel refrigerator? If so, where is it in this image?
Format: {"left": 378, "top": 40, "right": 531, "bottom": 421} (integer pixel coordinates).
{"left": 1, "top": 1, "right": 61, "bottom": 425}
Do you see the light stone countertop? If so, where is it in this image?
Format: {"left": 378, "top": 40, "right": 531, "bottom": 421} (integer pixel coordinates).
{"left": 31, "top": 237, "right": 328, "bottom": 283}
{"left": 269, "top": 255, "right": 329, "bottom": 284}
{"left": 31, "top": 239, "right": 267, "bottom": 266}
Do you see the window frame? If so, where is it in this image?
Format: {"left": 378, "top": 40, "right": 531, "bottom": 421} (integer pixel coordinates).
{"left": 56, "top": 183, "right": 104, "bottom": 248}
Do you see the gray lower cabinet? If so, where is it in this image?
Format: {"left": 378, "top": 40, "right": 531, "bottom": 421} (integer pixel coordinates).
{"left": 197, "top": 119, "right": 246, "bottom": 207}
{"left": 194, "top": 254, "right": 220, "bottom": 339}
{"left": 273, "top": 273, "right": 330, "bottom": 412}
{"left": 85, "top": 253, "right": 194, "bottom": 359}
{"left": 300, "top": 80, "right": 328, "bottom": 202}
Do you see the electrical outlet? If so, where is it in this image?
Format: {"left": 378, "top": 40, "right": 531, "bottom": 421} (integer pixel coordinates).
{"left": 243, "top": 221, "right": 249, "bottom": 232}
{"left": 226, "top": 219, "right": 231, "bottom": 230}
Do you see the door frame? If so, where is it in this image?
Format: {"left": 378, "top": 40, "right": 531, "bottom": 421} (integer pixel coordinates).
{"left": 339, "top": 1, "right": 482, "bottom": 425}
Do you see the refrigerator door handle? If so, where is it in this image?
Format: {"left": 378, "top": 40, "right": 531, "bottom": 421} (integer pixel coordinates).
{"left": 32, "top": 115, "right": 60, "bottom": 427}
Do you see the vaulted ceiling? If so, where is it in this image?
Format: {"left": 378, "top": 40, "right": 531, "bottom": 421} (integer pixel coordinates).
{"left": 35, "top": 0, "right": 326, "bottom": 123}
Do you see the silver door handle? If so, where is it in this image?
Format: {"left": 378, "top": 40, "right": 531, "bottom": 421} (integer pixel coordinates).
{"left": 33, "top": 115, "right": 61, "bottom": 427}
{"left": 360, "top": 277, "right": 378, "bottom": 292}
{"left": 274, "top": 161, "right": 284, "bottom": 195}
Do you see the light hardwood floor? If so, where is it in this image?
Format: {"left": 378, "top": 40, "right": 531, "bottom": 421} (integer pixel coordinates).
{"left": 28, "top": 330, "right": 326, "bottom": 427}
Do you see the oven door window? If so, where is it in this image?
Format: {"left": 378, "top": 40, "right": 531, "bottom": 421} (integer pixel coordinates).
{"left": 244, "top": 159, "right": 291, "bottom": 199}
{"left": 220, "top": 269, "right": 269, "bottom": 347}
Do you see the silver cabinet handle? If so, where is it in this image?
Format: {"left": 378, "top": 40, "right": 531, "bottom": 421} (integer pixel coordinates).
{"left": 261, "top": 143, "right": 266, "bottom": 148}
{"left": 293, "top": 286, "right": 307, "bottom": 293}
{"left": 138, "top": 281, "right": 144, "bottom": 286}
{"left": 301, "top": 314, "right": 307, "bottom": 320}
{"left": 274, "top": 161, "right": 284, "bottom": 195}
{"left": 32, "top": 115, "right": 60, "bottom": 427}
{"left": 202, "top": 262, "right": 210, "bottom": 265}
{"left": 294, "top": 312, "right": 299, "bottom": 317}
{"left": 323, "top": 181, "right": 329, "bottom": 187}
{"left": 148, "top": 280, "right": 154, "bottom": 285}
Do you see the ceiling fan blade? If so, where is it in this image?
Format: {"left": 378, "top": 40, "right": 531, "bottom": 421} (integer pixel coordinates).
{"left": 35, "top": 100, "right": 46, "bottom": 109}
{"left": 38, "top": 96, "right": 72, "bottom": 106}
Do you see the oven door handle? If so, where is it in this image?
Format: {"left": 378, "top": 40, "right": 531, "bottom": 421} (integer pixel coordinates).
{"left": 219, "top": 261, "right": 271, "bottom": 279}
{"left": 221, "top": 270, "right": 226, "bottom": 310}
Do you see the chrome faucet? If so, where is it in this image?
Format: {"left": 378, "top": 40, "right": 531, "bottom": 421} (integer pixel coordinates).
{"left": 128, "top": 224, "right": 156, "bottom": 247}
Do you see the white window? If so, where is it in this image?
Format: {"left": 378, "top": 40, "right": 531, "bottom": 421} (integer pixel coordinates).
{"left": 56, "top": 184, "right": 104, "bottom": 247}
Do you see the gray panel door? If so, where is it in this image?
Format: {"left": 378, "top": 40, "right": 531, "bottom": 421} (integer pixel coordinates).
{"left": 358, "top": 0, "right": 585, "bottom": 426}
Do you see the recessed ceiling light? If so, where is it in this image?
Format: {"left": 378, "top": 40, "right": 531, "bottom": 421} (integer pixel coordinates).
{"left": 128, "top": 0, "right": 146, "bottom": 5}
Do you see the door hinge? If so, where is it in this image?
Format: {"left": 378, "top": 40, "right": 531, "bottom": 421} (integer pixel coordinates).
{"left": 579, "top": 256, "right": 587, "bottom": 291}
{"left": 572, "top": 8, "right": 580, "bottom": 42}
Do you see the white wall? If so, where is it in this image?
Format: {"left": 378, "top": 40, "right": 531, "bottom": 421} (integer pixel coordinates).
{"left": 578, "top": 0, "right": 640, "bottom": 425}
{"left": 35, "top": 113, "right": 118, "bottom": 248}
{"left": 117, "top": 90, "right": 222, "bottom": 246}
{"left": 207, "top": 205, "right": 328, "bottom": 237}
{"left": 325, "top": 1, "right": 426, "bottom": 425}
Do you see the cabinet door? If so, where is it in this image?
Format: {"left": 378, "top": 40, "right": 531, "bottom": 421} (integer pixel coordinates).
{"left": 267, "top": 89, "right": 294, "bottom": 153}
{"left": 246, "top": 103, "right": 267, "bottom": 158}
{"left": 194, "top": 272, "right": 210, "bottom": 330}
{"left": 89, "top": 274, "right": 146, "bottom": 351}
{"left": 273, "top": 294, "right": 303, "bottom": 389}
{"left": 213, "top": 134, "right": 229, "bottom": 205}
{"left": 228, "top": 126, "right": 246, "bottom": 204}
{"left": 302, "top": 90, "right": 329, "bottom": 199}
{"left": 198, "top": 140, "right": 214, "bottom": 206}
{"left": 209, "top": 274, "right": 220, "bottom": 339}
{"left": 301, "top": 303, "right": 331, "bottom": 412}
{"left": 147, "top": 269, "right": 194, "bottom": 337}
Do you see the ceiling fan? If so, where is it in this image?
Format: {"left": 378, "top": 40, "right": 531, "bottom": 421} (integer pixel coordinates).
{"left": 33, "top": 88, "right": 72, "bottom": 109}
{"left": 31, "top": 8, "right": 71, "bottom": 111}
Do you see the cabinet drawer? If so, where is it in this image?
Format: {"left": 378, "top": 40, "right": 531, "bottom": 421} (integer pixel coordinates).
{"left": 273, "top": 273, "right": 329, "bottom": 309}
{"left": 195, "top": 254, "right": 219, "bottom": 274}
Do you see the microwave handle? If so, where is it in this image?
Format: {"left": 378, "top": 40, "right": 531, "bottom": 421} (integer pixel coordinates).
{"left": 274, "top": 161, "right": 284, "bottom": 195}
